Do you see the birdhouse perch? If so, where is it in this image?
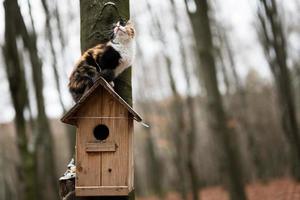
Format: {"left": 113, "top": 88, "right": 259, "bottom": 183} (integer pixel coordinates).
{"left": 61, "top": 77, "right": 142, "bottom": 197}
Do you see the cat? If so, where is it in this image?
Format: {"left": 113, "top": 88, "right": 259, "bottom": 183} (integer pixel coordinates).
{"left": 68, "top": 20, "right": 135, "bottom": 102}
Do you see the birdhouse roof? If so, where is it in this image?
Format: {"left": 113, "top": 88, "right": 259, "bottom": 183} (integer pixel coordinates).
{"left": 61, "top": 77, "right": 142, "bottom": 125}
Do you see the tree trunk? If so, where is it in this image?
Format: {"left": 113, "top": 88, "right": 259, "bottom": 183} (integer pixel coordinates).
{"left": 80, "top": 0, "right": 132, "bottom": 105}
{"left": 14, "top": 2, "right": 59, "bottom": 198}
{"left": 169, "top": 1, "right": 200, "bottom": 199}
{"left": 166, "top": 58, "right": 189, "bottom": 200}
{"left": 258, "top": 0, "right": 300, "bottom": 180}
{"left": 135, "top": 41, "right": 164, "bottom": 197}
{"left": 40, "top": 0, "right": 76, "bottom": 155}
{"left": 221, "top": 29, "right": 261, "bottom": 180}
{"left": 41, "top": 0, "right": 66, "bottom": 112}
{"left": 214, "top": 24, "right": 261, "bottom": 180}
{"left": 75, "top": 0, "right": 134, "bottom": 199}
{"left": 3, "top": 0, "right": 39, "bottom": 199}
{"left": 144, "top": 120, "right": 164, "bottom": 198}
{"left": 142, "top": 1, "right": 190, "bottom": 198}
{"left": 185, "top": 1, "right": 247, "bottom": 200}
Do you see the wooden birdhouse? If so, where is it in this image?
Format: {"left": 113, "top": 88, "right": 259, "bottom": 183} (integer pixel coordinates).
{"left": 61, "top": 77, "right": 142, "bottom": 197}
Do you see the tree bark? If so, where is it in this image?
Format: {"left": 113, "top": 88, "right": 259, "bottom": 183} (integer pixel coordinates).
{"left": 185, "top": 1, "right": 247, "bottom": 200}
{"left": 80, "top": 0, "right": 132, "bottom": 105}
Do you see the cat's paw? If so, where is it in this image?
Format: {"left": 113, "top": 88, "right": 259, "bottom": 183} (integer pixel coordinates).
{"left": 92, "top": 75, "right": 99, "bottom": 83}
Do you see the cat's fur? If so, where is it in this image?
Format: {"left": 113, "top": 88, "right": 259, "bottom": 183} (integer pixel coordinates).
{"left": 68, "top": 20, "right": 135, "bottom": 102}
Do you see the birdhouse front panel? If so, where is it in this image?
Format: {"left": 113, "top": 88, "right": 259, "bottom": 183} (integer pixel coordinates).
{"left": 73, "top": 87, "right": 134, "bottom": 196}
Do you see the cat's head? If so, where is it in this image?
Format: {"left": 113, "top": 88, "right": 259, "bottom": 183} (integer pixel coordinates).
{"left": 112, "top": 20, "right": 135, "bottom": 43}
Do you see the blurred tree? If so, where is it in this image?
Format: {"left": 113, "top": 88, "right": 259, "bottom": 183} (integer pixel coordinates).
{"left": 135, "top": 41, "right": 164, "bottom": 197}
{"left": 215, "top": 25, "right": 262, "bottom": 180}
{"left": 144, "top": 2, "right": 190, "bottom": 199}
{"left": 15, "top": 5, "right": 59, "bottom": 199}
{"left": 184, "top": 0, "right": 247, "bottom": 199}
{"left": 244, "top": 69, "right": 289, "bottom": 179}
{"left": 2, "top": 0, "right": 39, "bottom": 199}
{"left": 169, "top": 1, "right": 200, "bottom": 199}
{"left": 53, "top": 1, "right": 66, "bottom": 55}
{"left": 216, "top": 47, "right": 231, "bottom": 96}
{"left": 166, "top": 58, "right": 189, "bottom": 200}
{"left": 41, "top": 0, "right": 66, "bottom": 112}
{"left": 257, "top": 0, "right": 300, "bottom": 180}
{"left": 40, "top": 0, "right": 76, "bottom": 155}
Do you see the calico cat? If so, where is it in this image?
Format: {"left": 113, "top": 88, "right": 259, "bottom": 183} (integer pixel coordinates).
{"left": 68, "top": 20, "right": 135, "bottom": 102}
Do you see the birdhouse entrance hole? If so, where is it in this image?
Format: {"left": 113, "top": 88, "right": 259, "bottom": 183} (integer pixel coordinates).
{"left": 93, "top": 124, "right": 109, "bottom": 140}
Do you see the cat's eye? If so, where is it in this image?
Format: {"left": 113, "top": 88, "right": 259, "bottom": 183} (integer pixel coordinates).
{"left": 119, "top": 19, "right": 126, "bottom": 26}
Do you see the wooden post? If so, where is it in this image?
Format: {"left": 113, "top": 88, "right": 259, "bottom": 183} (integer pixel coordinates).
{"left": 59, "top": 1, "right": 134, "bottom": 199}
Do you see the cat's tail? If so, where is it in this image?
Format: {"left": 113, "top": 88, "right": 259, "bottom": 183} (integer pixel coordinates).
{"left": 69, "top": 75, "right": 94, "bottom": 103}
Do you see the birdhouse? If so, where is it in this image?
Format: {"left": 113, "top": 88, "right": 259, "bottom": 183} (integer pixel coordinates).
{"left": 61, "top": 77, "right": 142, "bottom": 197}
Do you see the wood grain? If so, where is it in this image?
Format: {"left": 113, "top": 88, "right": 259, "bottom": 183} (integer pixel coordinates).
{"left": 85, "top": 142, "right": 116, "bottom": 153}
{"left": 127, "top": 119, "right": 134, "bottom": 191}
{"left": 74, "top": 87, "right": 132, "bottom": 196}
{"left": 101, "top": 91, "right": 129, "bottom": 187}
{"left": 76, "top": 186, "right": 129, "bottom": 196}
{"left": 76, "top": 89, "right": 102, "bottom": 187}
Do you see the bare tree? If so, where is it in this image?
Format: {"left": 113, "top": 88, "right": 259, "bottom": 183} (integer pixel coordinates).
{"left": 257, "top": 0, "right": 300, "bottom": 180}
{"left": 144, "top": 1, "right": 192, "bottom": 199}
{"left": 214, "top": 23, "right": 263, "bottom": 180}
{"left": 40, "top": 0, "right": 76, "bottom": 154}
{"left": 3, "top": 0, "right": 39, "bottom": 199}
{"left": 41, "top": 0, "right": 66, "bottom": 112}
{"left": 12, "top": 1, "right": 59, "bottom": 198}
{"left": 169, "top": 1, "right": 200, "bottom": 199}
{"left": 184, "top": 0, "right": 247, "bottom": 199}
{"left": 135, "top": 41, "right": 164, "bottom": 198}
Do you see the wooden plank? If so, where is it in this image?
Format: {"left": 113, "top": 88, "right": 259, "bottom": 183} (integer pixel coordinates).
{"left": 101, "top": 92, "right": 129, "bottom": 187}
{"left": 98, "top": 90, "right": 114, "bottom": 187}
{"left": 127, "top": 119, "right": 134, "bottom": 190}
{"left": 76, "top": 89, "right": 103, "bottom": 187}
{"left": 86, "top": 142, "right": 116, "bottom": 153}
{"left": 76, "top": 186, "right": 129, "bottom": 196}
